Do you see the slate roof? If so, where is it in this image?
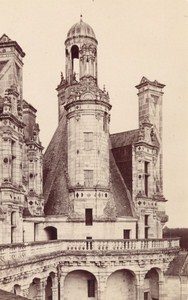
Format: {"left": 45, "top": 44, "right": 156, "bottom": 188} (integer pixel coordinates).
{"left": 43, "top": 110, "right": 69, "bottom": 215}
{"left": 0, "top": 290, "right": 29, "bottom": 300}
{"left": 110, "top": 151, "right": 136, "bottom": 217}
{"left": 43, "top": 111, "right": 136, "bottom": 217}
{"left": 165, "top": 252, "right": 188, "bottom": 276}
{"left": 110, "top": 129, "right": 139, "bottom": 149}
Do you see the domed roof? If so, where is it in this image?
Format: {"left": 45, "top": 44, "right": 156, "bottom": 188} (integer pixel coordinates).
{"left": 66, "top": 18, "right": 96, "bottom": 40}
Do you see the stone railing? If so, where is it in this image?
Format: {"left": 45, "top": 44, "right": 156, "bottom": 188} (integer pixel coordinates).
{"left": 0, "top": 238, "right": 179, "bottom": 263}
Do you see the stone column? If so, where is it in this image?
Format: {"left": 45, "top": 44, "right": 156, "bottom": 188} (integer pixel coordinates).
{"left": 59, "top": 273, "right": 66, "bottom": 300}
{"left": 37, "top": 278, "right": 47, "bottom": 300}
{"left": 52, "top": 274, "right": 59, "bottom": 300}
{"left": 135, "top": 273, "right": 145, "bottom": 300}
{"left": 98, "top": 274, "right": 108, "bottom": 300}
{"left": 159, "top": 272, "right": 166, "bottom": 300}
{"left": 21, "top": 284, "right": 30, "bottom": 298}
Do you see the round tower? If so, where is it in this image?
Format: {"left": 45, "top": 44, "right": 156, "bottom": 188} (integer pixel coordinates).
{"left": 63, "top": 18, "right": 116, "bottom": 221}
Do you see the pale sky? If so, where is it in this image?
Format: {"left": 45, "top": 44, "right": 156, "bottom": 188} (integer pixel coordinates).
{"left": 0, "top": 0, "right": 188, "bottom": 227}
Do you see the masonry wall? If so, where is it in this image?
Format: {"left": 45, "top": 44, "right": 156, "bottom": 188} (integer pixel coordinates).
{"left": 64, "top": 271, "right": 97, "bottom": 300}
{"left": 105, "top": 270, "right": 136, "bottom": 300}
{"left": 165, "top": 276, "right": 188, "bottom": 300}
{"left": 29, "top": 218, "right": 136, "bottom": 241}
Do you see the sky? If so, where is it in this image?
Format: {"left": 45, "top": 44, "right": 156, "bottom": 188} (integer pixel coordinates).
{"left": 0, "top": 0, "right": 188, "bottom": 227}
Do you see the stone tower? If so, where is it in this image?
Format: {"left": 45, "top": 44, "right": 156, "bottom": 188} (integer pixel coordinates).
{"left": 0, "top": 34, "right": 25, "bottom": 99}
{"left": 136, "top": 76, "right": 165, "bottom": 193}
{"left": 61, "top": 18, "right": 115, "bottom": 221}
{"left": 0, "top": 34, "right": 44, "bottom": 244}
{"left": 133, "top": 77, "right": 167, "bottom": 239}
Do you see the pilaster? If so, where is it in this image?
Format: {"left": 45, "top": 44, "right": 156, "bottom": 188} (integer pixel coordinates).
{"left": 59, "top": 273, "right": 66, "bottom": 300}
{"left": 37, "top": 278, "right": 47, "bottom": 300}
{"left": 98, "top": 273, "right": 108, "bottom": 300}
{"left": 135, "top": 273, "right": 145, "bottom": 300}
{"left": 51, "top": 274, "right": 59, "bottom": 300}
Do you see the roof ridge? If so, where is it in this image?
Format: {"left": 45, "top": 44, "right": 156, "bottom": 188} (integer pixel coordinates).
{"left": 110, "top": 128, "right": 139, "bottom": 136}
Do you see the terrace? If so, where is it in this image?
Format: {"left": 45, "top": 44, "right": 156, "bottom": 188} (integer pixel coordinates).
{"left": 0, "top": 238, "right": 180, "bottom": 264}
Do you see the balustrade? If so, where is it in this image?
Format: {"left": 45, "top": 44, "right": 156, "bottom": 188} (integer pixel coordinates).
{"left": 0, "top": 238, "right": 179, "bottom": 263}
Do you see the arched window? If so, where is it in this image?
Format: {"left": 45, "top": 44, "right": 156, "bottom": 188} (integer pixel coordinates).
{"left": 44, "top": 226, "right": 57, "bottom": 240}
{"left": 71, "top": 45, "right": 79, "bottom": 81}
{"left": 13, "top": 284, "right": 21, "bottom": 295}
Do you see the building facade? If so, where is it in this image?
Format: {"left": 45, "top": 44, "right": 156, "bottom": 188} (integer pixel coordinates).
{"left": 0, "top": 18, "right": 187, "bottom": 300}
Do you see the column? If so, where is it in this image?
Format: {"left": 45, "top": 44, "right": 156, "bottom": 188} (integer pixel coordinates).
{"left": 37, "top": 278, "right": 47, "bottom": 300}
{"left": 159, "top": 279, "right": 166, "bottom": 299}
{"left": 52, "top": 274, "right": 59, "bottom": 300}
{"left": 59, "top": 273, "right": 66, "bottom": 300}
{"left": 21, "top": 284, "right": 30, "bottom": 298}
{"left": 135, "top": 273, "right": 145, "bottom": 300}
{"left": 98, "top": 274, "right": 108, "bottom": 300}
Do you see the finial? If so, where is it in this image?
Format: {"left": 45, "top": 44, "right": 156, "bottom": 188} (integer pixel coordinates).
{"left": 80, "top": 14, "right": 83, "bottom": 22}
{"left": 61, "top": 72, "right": 64, "bottom": 80}
{"left": 103, "top": 84, "right": 106, "bottom": 93}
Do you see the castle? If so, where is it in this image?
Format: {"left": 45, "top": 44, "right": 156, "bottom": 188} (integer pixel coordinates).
{"left": 0, "top": 18, "right": 187, "bottom": 300}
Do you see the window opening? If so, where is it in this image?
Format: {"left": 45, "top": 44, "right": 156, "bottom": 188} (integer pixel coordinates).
{"left": 84, "top": 132, "right": 93, "bottom": 150}
{"left": 144, "top": 292, "right": 149, "bottom": 300}
{"left": 85, "top": 209, "right": 93, "bottom": 226}
{"left": 84, "top": 170, "right": 93, "bottom": 187}
{"left": 144, "top": 161, "right": 150, "bottom": 196}
{"left": 88, "top": 279, "right": 95, "bottom": 297}
{"left": 71, "top": 45, "right": 79, "bottom": 81}
{"left": 144, "top": 215, "right": 149, "bottom": 239}
{"left": 103, "top": 112, "right": 108, "bottom": 132}
{"left": 123, "top": 229, "right": 130, "bottom": 239}
{"left": 86, "top": 236, "right": 93, "bottom": 250}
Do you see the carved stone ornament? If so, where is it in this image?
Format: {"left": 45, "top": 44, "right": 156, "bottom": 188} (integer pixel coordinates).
{"left": 95, "top": 112, "right": 102, "bottom": 120}
{"left": 74, "top": 113, "right": 81, "bottom": 121}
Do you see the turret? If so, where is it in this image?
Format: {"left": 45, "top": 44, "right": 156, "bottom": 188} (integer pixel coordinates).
{"left": 57, "top": 18, "right": 116, "bottom": 221}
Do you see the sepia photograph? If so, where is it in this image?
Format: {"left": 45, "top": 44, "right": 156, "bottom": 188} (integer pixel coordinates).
{"left": 0, "top": 0, "right": 187, "bottom": 299}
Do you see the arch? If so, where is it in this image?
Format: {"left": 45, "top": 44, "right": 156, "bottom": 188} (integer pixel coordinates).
{"left": 45, "top": 276, "right": 52, "bottom": 300}
{"left": 144, "top": 268, "right": 160, "bottom": 300}
{"left": 64, "top": 270, "right": 98, "bottom": 300}
{"left": 44, "top": 226, "right": 57, "bottom": 240}
{"left": 13, "top": 284, "right": 21, "bottom": 295}
{"left": 71, "top": 45, "right": 79, "bottom": 80}
{"left": 28, "top": 278, "right": 40, "bottom": 299}
{"left": 106, "top": 269, "right": 136, "bottom": 300}
{"left": 80, "top": 92, "right": 95, "bottom": 100}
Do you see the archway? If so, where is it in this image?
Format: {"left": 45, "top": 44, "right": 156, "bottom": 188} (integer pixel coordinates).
{"left": 28, "top": 278, "right": 40, "bottom": 299}
{"left": 106, "top": 269, "right": 136, "bottom": 300}
{"left": 71, "top": 45, "right": 79, "bottom": 80}
{"left": 45, "top": 275, "right": 52, "bottom": 300}
{"left": 13, "top": 284, "right": 21, "bottom": 295}
{"left": 64, "top": 270, "right": 98, "bottom": 300}
{"left": 144, "top": 268, "right": 159, "bottom": 300}
{"left": 44, "top": 226, "right": 57, "bottom": 240}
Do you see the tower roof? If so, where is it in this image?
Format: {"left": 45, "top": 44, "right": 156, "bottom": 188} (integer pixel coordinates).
{"left": 0, "top": 34, "right": 25, "bottom": 57}
{"left": 66, "top": 18, "right": 96, "bottom": 41}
